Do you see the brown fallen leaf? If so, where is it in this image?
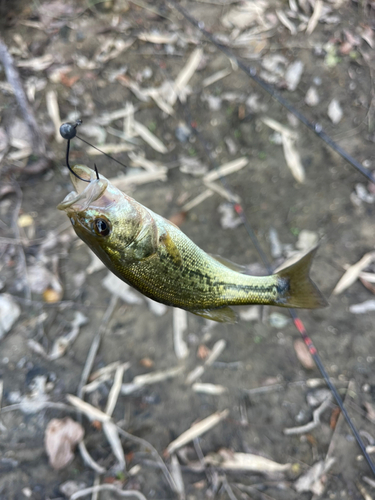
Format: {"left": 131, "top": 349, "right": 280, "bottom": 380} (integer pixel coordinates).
{"left": 168, "top": 211, "right": 186, "bottom": 227}
{"left": 294, "top": 339, "right": 315, "bottom": 370}
{"left": 45, "top": 417, "right": 84, "bottom": 470}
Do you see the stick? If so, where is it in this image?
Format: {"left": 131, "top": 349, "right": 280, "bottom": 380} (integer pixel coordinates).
{"left": 0, "top": 37, "right": 45, "bottom": 155}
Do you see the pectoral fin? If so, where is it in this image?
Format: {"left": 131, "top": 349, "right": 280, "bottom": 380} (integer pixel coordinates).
{"left": 191, "top": 306, "right": 238, "bottom": 323}
{"left": 159, "top": 232, "right": 182, "bottom": 267}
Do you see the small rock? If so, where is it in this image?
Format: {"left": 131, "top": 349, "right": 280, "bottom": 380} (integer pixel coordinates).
{"left": 296, "top": 230, "right": 319, "bottom": 251}
{"left": 175, "top": 122, "right": 192, "bottom": 143}
{"left": 269, "top": 227, "right": 283, "bottom": 259}
{"left": 60, "top": 481, "right": 87, "bottom": 497}
{"left": 0, "top": 294, "right": 21, "bottom": 340}
{"left": 224, "top": 137, "right": 237, "bottom": 155}
{"left": 285, "top": 60, "right": 304, "bottom": 91}
{"left": 307, "top": 389, "right": 331, "bottom": 407}
{"left": 327, "top": 99, "right": 343, "bottom": 124}
{"left": 218, "top": 202, "right": 242, "bottom": 229}
{"left": 202, "top": 94, "right": 222, "bottom": 111}
{"left": 269, "top": 312, "right": 289, "bottom": 328}
{"left": 305, "top": 86, "right": 319, "bottom": 107}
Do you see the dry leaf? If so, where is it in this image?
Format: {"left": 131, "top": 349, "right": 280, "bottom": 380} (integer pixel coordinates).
{"left": 206, "top": 449, "right": 291, "bottom": 473}
{"left": 45, "top": 418, "right": 84, "bottom": 470}
{"left": 294, "top": 458, "right": 335, "bottom": 495}
{"left": 333, "top": 252, "right": 375, "bottom": 295}
{"left": 294, "top": 339, "right": 315, "bottom": 369}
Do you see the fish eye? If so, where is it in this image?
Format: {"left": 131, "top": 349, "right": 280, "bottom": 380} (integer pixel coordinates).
{"left": 93, "top": 217, "right": 111, "bottom": 237}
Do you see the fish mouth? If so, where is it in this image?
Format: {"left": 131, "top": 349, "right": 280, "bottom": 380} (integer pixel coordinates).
{"left": 57, "top": 165, "right": 109, "bottom": 214}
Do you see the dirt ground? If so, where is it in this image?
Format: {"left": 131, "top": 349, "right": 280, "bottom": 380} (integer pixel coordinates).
{"left": 1, "top": 0, "right": 375, "bottom": 499}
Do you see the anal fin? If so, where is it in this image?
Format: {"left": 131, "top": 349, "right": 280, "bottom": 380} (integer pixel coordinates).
{"left": 190, "top": 306, "right": 238, "bottom": 323}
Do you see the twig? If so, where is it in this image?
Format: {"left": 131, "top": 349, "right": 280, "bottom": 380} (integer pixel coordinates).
{"left": 77, "top": 295, "right": 118, "bottom": 398}
{"left": 284, "top": 395, "right": 332, "bottom": 435}
{"left": 11, "top": 184, "right": 31, "bottom": 301}
{"left": 76, "top": 294, "right": 118, "bottom": 473}
{"left": 0, "top": 37, "right": 45, "bottom": 155}
{"left": 116, "top": 426, "right": 178, "bottom": 494}
{"left": 70, "top": 484, "right": 147, "bottom": 500}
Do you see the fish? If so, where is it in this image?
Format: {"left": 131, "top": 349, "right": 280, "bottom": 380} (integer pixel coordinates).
{"left": 58, "top": 165, "right": 328, "bottom": 322}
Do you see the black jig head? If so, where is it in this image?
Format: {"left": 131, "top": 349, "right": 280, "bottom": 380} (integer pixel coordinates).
{"left": 60, "top": 120, "right": 99, "bottom": 182}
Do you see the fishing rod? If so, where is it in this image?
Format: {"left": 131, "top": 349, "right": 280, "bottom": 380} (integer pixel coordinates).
{"left": 163, "top": 0, "right": 375, "bottom": 186}
{"left": 158, "top": 0, "right": 375, "bottom": 478}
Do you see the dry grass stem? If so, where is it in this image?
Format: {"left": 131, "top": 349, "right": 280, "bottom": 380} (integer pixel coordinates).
{"left": 77, "top": 441, "right": 106, "bottom": 474}
{"left": 110, "top": 169, "right": 168, "bottom": 190}
{"left": 102, "top": 421, "right": 126, "bottom": 470}
{"left": 67, "top": 394, "right": 111, "bottom": 423}
{"left": 203, "top": 68, "right": 232, "bottom": 87}
{"left": 46, "top": 90, "right": 63, "bottom": 143}
{"left": 128, "top": 152, "right": 162, "bottom": 173}
{"left": 203, "top": 157, "right": 248, "bottom": 183}
{"left": 169, "top": 48, "right": 203, "bottom": 106}
{"left": 133, "top": 121, "right": 168, "bottom": 153}
{"left": 86, "top": 143, "right": 135, "bottom": 155}
{"left": 133, "top": 366, "right": 184, "bottom": 387}
{"left": 181, "top": 189, "right": 214, "bottom": 212}
{"left": 170, "top": 454, "right": 185, "bottom": 499}
{"left": 166, "top": 409, "right": 229, "bottom": 455}
{"left": 173, "top": 308, "right": 189, "bottom": 359}
{"left": 276, "top": 10, "right": 297, "bottom": 35}
{"left": 89, "top": 361, "right": 122, "bottom": 382}
{"left": 206, "top": 450, "right": 292, "bottom": 473}
{"left": 70, "top": 484, "right": 148, "bottom": 500}
{"left": 204, "top": 181, "right": 241, "bottom": 203}
{"left": 306, "top": 0, "right": 323, "bottom": 35}
{"left": 192, "top": 383, "right": 227, "bottom": 395}
{"left": 105, "top": 363, "right": 130, "bottom": 417}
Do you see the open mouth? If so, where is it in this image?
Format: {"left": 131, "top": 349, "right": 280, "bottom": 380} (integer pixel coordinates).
{"left": 57, "top": 165, "right": 109, "bottom": 213}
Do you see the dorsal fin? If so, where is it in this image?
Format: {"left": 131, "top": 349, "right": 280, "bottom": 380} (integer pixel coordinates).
{"left": 209, "top": 254, "right": 247, "bottom": 274}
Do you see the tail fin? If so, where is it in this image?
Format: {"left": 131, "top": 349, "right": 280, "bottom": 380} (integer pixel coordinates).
{"left": 276, "top": 247, "right": 328, "bottom": 309}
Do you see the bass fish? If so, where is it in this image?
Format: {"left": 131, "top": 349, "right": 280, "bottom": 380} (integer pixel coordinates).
{"left": 58, "top": 165, "right": 327, "bottom": 322}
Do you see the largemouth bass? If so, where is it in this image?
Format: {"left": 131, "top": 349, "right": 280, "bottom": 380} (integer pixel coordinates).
{"left": 58, "top": 165, "right": 327, "bottom": 322}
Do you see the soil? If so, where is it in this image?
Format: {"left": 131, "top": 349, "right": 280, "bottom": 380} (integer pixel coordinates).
{"left": 1, "top": 1, "right": 375, "bottom": 499}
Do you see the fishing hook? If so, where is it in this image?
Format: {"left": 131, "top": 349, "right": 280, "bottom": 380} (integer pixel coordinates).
{"left": 60, "top": 120, "right": 97, "bottom": 182}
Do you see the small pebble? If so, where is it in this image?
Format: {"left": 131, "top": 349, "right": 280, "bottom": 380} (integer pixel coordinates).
{"left": 285, "top": 60, "right": 304, "bottom": 91}
{"left": 269, "top": 312, "right": 289, "bottom": 328}
{"left": 328, "top": 99, "right": 343, "bottom": 124}
{"left": 175, "top": 123, "right": 192, "bottom": 143}
{"left": 305, "top": 86, "right": 319, "bottom": 107}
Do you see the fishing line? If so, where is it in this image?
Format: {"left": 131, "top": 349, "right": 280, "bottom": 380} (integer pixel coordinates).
{"left": 59, "top": 120, "right": 129, "bottom": 181}
{"left": 163, "top": 0, "right": 375, "bottom": 186}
